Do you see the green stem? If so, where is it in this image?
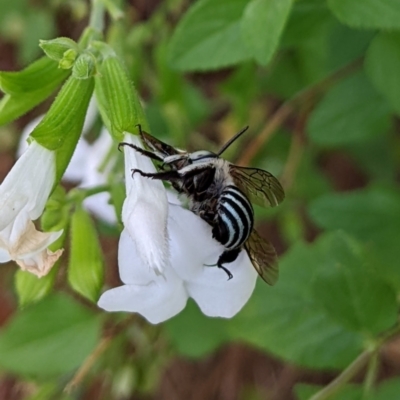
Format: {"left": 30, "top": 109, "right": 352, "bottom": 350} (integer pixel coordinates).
{"left": 363, "top": 350, "right": 379, "bottom": 398}
{"left": 238, "top": 58, "right": 363, "bottom": 166}
{"left": 89, "top": 0, "right": 105, "bottom": 32}
{"left": 67, "top": 185, "right": 110, "bottom": 204}
{"left": 309, "top": 350, "right": 372, "bottom": 400}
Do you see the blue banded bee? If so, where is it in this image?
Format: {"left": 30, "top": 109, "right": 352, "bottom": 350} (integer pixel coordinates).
{"left": 119, "top": 126, "right": 284, "bottom": 285}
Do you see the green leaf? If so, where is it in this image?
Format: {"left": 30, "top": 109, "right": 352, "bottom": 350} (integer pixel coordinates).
{"left": 168, "top": 0, "right": 251, "bottom": 71}
{"left": 308, "top": 186, "right": 400, "bottom": 290}
{"left": 365, "top": 32, "right": 400, "bottom": 115}
{"left": 0, "top": 293, "right": 101, "bottom": 377}
{"left": 164, "top": 300, "right": 228, "bottom": 358}
{"left": 307, "top": 72, "right": 391, "bottom": 146}
{"left": 312, "top": 234, "right": 397, "bottom": 335}
{"left": 328, "top": 0, "right": 400, "bottom": 29}
{"left": 328, "top": 23, "right": 374, "bottom": 70}
{"left": 346, "top": 135, "right": 396, "bottom": 182}
{"left": 241, "top": 0, "right": 293, "bottom": 65}
{"left": 227, "top": 232, "right": 365, "bottom": 369}
{"left": 68, "top": 207, "right": 104, "bottom": 302}
{"left": 281, "top": 1, "right": 332, "bottom": 47}
{"left": 95, "top": 56, "right": 147, "bottom": 139}
{"left": 370, "top": 379, "right": 400, "bottom": 400}
{"left": 30, "top": 75, "right": 94, "bottom": 181}
{"left": 0, "top": 57, "right": 69, "bottom": 126}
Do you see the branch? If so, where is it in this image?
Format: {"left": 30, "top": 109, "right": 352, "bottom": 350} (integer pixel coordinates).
{"left": 309, "top": 350, "right": 372, "bottom": 400}
{"left": 238, "top": 58, "right": 363, "bottom": 166}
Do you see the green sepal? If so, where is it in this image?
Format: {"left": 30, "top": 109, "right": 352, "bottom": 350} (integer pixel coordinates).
{"left": 72, "top": 52, "right": 97, "bottom": 79}
{"left": 29, "top": 75, "right": 94, "bottom": 182}
{"left": 68, "top": 206, "right": 105, "bottom": 302}
{"left": 39, "top": 37, "right": 79, "bottom": 64}
{"left": 15, "top": 267, "right": 58, "bottom": 308}
{"left": 95, "top": 56, "right": 148, "bottom": 140}
{"left": 0, "top": 56, "right": 68, "bottom": 95}
{"left": 0, "top": 57, "right": 69, "bottom": 126}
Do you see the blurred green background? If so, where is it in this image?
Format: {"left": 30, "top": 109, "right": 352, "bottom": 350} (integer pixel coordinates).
{"left": 1, "top": 0, "right": 400, "bottom": 399}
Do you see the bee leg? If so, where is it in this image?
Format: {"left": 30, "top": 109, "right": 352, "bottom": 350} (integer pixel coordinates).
{"left": 131, "top": 169, "right": 181, "bottom": 182}
{"left": 118, "top": 142, "right": 164, "bottom": 162}
{"left": 204, "top": 249, "right": 241, "bottom": 281}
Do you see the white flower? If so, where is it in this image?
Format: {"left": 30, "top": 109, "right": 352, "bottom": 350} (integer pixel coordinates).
{"left": 98, "top": 133, "right": 257, "bottom": 324}
{"left": 0, "top": 141, "right": 63, "bottom": 277}
{"left": 18, "top": 102, "right": 118, "bottom": 224}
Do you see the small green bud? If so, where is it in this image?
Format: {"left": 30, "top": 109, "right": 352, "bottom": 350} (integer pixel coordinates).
{"left": 58, "top": 48, "right": 78, "bottom": 70}
{"left": 40, "top": 37, "right": 79, "bottom": 62}
{"left": 72, "top": 53, "right": 96, "bottom": 79}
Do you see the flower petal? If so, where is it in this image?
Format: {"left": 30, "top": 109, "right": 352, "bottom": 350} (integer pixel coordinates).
{"left": 16, "top": 248, "right": 63, "bottom": 278}
{"left": 185, "top": 250, "right": 258, "bottom": 318}
{"left": 167, "top": 203, "right": 258, "bottom": 318}
{"left": 168, "top": 204, "right": 225, "bottom": 280}
{"left": 97, "top": 268, "right": 188, "bottom": 324}
{"left": 121, "top": 134, "right": 169, "bottom": 275}
{"left": 118, "top": 228, "right": 163, "bottom": 285}
{"left": 0, "top": 141, "right": 55, "bottom": 231}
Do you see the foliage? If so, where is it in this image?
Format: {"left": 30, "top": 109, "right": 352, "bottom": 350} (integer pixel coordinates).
{"left": 0, "top": 0, "right": 400, "bottom": 399}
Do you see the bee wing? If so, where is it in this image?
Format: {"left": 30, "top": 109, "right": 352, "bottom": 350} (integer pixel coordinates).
{"left": 244, "top": 230, "right": 279, "bottom": 285}
{"left": 230, "top": 165, "right": 284, "bottom": 208}
{"left": 140, "top": 129, "right": 183, "bottom": 157}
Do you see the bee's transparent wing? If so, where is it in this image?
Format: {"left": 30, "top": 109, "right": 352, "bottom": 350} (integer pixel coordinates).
{"left": 230, "top": 165, "right": 285, "bottom": 208}
{"left": 244, "top": 230, "right": 279, "bottom": 285}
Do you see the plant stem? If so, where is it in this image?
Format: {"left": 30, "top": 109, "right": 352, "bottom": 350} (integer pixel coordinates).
{"left": 238, "top": 58, "right": 363, "bottom": 166}
{"left": 363, "top": 350, "right": 379, "bottom": 398}
{"left": 89, "top": 0, "right": 105, "bottom": 32}
{"left": 64, "top": 335, "right": 112, "bottom": 394}
{"left": 64, "top": 315, "right": 136, "bottom": 393}
{"left": 309, "top": 350, "right": 372, "bottom": 400}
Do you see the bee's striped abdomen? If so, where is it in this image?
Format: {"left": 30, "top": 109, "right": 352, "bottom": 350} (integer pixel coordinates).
{"left": 216, "top": 185, "right": 254, "bottom": 250}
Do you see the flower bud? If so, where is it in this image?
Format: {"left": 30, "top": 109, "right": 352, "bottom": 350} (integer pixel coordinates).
{"left": 40, "top": 37, "right": 79, "bottom": 64}
{"left": 59, "top": 49, "right": 78, "bottom": 70}
{"left": 72, "top": 53, "right": 96, "bottom": 79}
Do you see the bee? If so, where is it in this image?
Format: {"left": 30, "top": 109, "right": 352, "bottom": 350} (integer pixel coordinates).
{"left": 119, "top": 125, "right": 284, "bottom": 285}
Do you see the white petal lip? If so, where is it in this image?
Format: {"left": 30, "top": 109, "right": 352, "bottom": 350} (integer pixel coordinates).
{"left": 121, "top": 133, "right": 169, "bottom": 275}
{"left": 0, "top": 141, "right": 63, "bottom": 276}
{"left": 97, "top": 266, "right": 188, "bottom": 324}
{"left": 99, "top": 201, "right": 258, "bottom": 324}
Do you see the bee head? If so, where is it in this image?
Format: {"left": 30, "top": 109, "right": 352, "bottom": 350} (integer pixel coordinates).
{"left": 188, "top": 150, "right": 218, "bottom": 164}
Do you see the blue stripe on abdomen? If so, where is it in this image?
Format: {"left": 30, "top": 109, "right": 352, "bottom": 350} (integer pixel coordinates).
{"left": 218, "top": 186, "right": 254, "bottom": 250}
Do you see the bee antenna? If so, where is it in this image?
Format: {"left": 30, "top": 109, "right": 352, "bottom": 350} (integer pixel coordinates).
{"left": 217, "top": 126, "right": 249, "bottom": 156}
